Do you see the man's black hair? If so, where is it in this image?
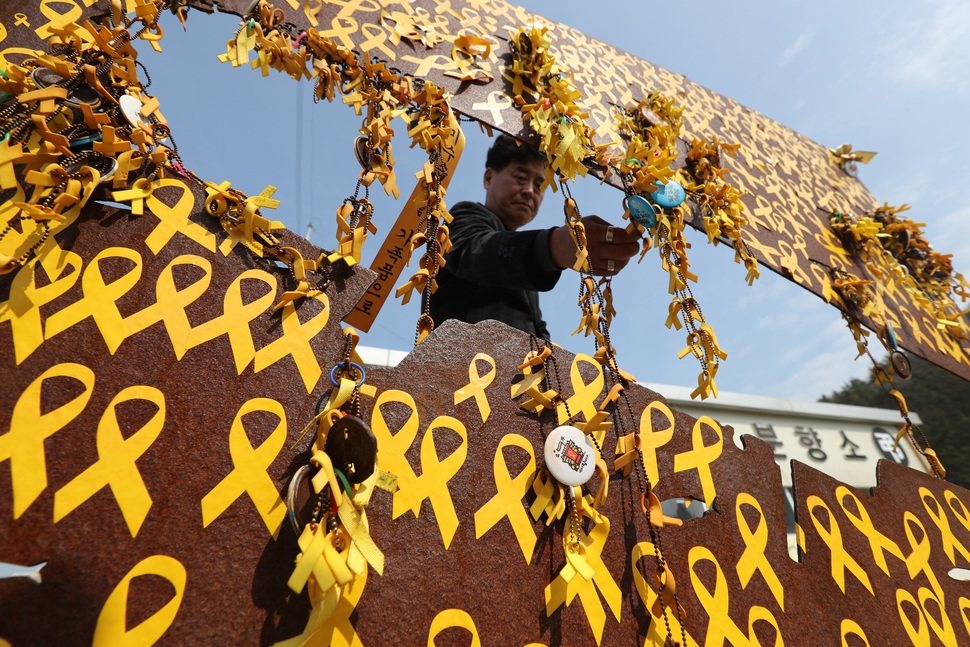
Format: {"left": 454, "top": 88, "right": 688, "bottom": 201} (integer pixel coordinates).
{"left": 485, "top": 134, "right": 546, "bottom": 171}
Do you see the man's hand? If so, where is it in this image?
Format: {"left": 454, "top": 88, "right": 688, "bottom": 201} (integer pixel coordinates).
{"left": 549, "top": 215, "right": 640, "bottom": 276}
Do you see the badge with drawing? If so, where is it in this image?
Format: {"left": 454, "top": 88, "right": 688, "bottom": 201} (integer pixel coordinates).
{"left": 544, "top": 425, "right": 596, "bottom": 487}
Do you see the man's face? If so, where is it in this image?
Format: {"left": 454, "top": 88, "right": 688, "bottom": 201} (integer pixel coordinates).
{"left": 483, "top": 159, "right": 546, "bottom": 231}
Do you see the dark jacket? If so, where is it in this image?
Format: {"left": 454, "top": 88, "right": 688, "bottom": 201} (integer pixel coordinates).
{"left": 429, "top": 201, "right": 563, "bottom": 339}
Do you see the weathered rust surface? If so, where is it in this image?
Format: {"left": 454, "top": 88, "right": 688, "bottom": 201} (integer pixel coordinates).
{"left": 4, "top": 2, "right": 970, "bottom": 646}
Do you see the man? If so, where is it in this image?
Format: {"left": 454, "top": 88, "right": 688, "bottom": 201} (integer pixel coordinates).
{"left": 429, "top": 135, "right": 639, "bottom": 339}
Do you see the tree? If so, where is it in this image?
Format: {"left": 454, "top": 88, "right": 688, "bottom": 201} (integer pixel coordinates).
{"left": 820, "top": 354, "right": 970, "bottom": 489}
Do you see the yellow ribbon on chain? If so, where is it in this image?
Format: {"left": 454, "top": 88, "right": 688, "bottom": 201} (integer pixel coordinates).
{"left": 544, "top": 493, "right": 622, "bottom": 646}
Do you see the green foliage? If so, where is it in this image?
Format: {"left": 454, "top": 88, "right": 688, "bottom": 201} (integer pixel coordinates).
{"left": 820, "top": 354, "right": 970, "bottom": 489}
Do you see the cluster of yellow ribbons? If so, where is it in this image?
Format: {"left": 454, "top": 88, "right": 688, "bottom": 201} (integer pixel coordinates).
{"left": 605, "top": 96, "right": 739, "bottom": 400}
{"left": 507, "top": 24, "right": 597, "bottom": 184}
{"left": 684, "top": 137, "right": 758, "bottom": 285}
{"left": 830, "top": 205, "right": 970, "bottom": 341}
{"left": 221, "top": 3, "right": 466, "bottom": 340}
{"left": 0, "top": 2, "right": 176, "bottom": 275}
{"left": 393, "top": 82, "right": 461, "bottom": 343}
{"left": 284, "top": 329, "right": 383, "bottom": 645}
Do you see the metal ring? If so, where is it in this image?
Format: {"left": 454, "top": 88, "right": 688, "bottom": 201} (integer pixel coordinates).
{"left": 330, "top": 362, "right": 366, "bottom": 388}
{"left": 605, "top": 226, "right": 615, "bottom": 244}
{"left": 606, "top": 259, "right": 615, "bottom": 272}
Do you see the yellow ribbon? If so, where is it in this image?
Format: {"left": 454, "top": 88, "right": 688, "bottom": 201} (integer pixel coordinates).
{"left": 616, "top": 400, "right": 675, "bottom": 488}
{"left": 920, "top": 486, "right": 970, "bottom": 567}
{"left": 337, "top": 485, "right": 384, "bottom": 575}
{"left": 840, "top": 619, "right": 871, "bottom": 647}
{"left": 836, "top": 486, "right": 904, "bottom": 577}
{"left": 253, "top": 292, "right": 330, "bottom": 393}
{"left": 559, "top": 353, "right": 605, "bottom": 426}
{"left": 807, "top": 495, "right": 873, "bottom": 595}
{"left": 474, "top": 433, "right": 537, "bottom": 564}
{"left": 44, "top": 246, "right": 142, "bottom": 354}
{"left": 427, "top": 609, "right": 481, "bottom": 647}
{"left": 672, "top": 416, "right": 723, "bottom": 505}
{"left": 453, "top": 353, "right": 495, "bottom": 423}
{"left": 529, "top": 469, "right": 568, "bottom": 524}
{"left": 143, "top": 177, "right": 215, "bottom": 254}
{"left": 200, "top": 397, "right": 288, "bottom": 538}
{"left": 1, "top": 362, "right": 94, "bottom": 518}
{"left": 735, "top": 492, "right": 784, "bottom": 610}
{"left": 0, "top": 245, "right": 81, "bottom": 364}
{"left": 903, "top": 511, "right": 945, "bottom": 604}
{"left": 123, "top": 255, "right": 212, "bottom": 358}
{"left": 689, "top": 545, "right": 784, "bottom": 646}
{"left": 93, "top": 555, "right": 186, "bottom": 647}
{"left": 393, "top": 415, "right": 467, "bottom": 549}
{"left": 188, "top": 269, "right": 277, "bottom": 374}
{"left": 53, "top": 385, "right": 165, "bottom": 538}
{"left": 895, "top": 584, "right": 957, "bottom": 647}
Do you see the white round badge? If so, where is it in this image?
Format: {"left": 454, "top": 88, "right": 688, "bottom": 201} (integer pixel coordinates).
{"left": 544, "top": 425, "right": 596, "bottom": 486}
{"left": 119, "top": 94, "right": 149, "bottom": 131}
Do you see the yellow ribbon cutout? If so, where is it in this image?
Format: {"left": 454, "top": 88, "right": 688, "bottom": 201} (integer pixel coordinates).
{"left": 253, "top": 292, "right": 330, "bottom": 393}
{"left": 903, "top": 511, "right": 945, "bottom": 605}
{"left": 920, "top": 486, "right": 970, "bottom": 567}
{"left": 53, "top": 385, "right": 164, "bottom": 537}
{"left": 188, "top": 269, "right": 277, "bottom": 373}
{"left": 123, "top": 254, "right": 212, "bottom": 358}
{"left": 453, "top": 353, "right": 495, "bottom": 423}
{"left": 616, "top": 400, "right": 675, "bottom": 487}
{"left": 689, "top": 545, "right": 784, "bottom": 646}
{"left": 427, "top": 609, "right": 481, "bottom": 647}
{"left": 44, "top": 246, "right": 142, "bottom": 354}
{"left": 393, "top": 415, "right": 467, "bottom": 549}
{"left": 559, "top": 353, "right": 605, "bottom": 426}
{"left": 735, "top": 492, "right": 784, "bottom": 610}
{"left": 474, "top": 433, "right": 537, "bottom": 564}
{"left": 836, "top": 486, "right": 904, "bottom": 577}
{"left": 0, "top": 244, "right": 82, "bottom": 364}
{"left": 673, "top": 415, "right": 723, "bottom": 505}
{"left": 895, "top": 585, "right": 957, "bottom": 647}
{"left": 200, "top": 397, "right": 288, "bottom": 538}
{"left": 807, "top": 495, "right": 874, "bottom": 595}
{"left": 840, "top": 619, "right": 871, "bottom": 647}
{"left": 1, "top": 362, "right": 94, "bottom": 518}
{"left": 93, "top": 555, "right": 186, "bottom": 647}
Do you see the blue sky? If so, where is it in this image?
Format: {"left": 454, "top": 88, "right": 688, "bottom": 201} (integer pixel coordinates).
{"left": 134, "top": 0, "right": 970, "bottom": 402}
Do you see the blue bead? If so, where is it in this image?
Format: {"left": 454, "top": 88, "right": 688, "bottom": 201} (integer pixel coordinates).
{"left": 650, "top": 180, "right": 686, "bottom": 207}
{"left": 628, "top": 194, "right": 657, "bottom": 228}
